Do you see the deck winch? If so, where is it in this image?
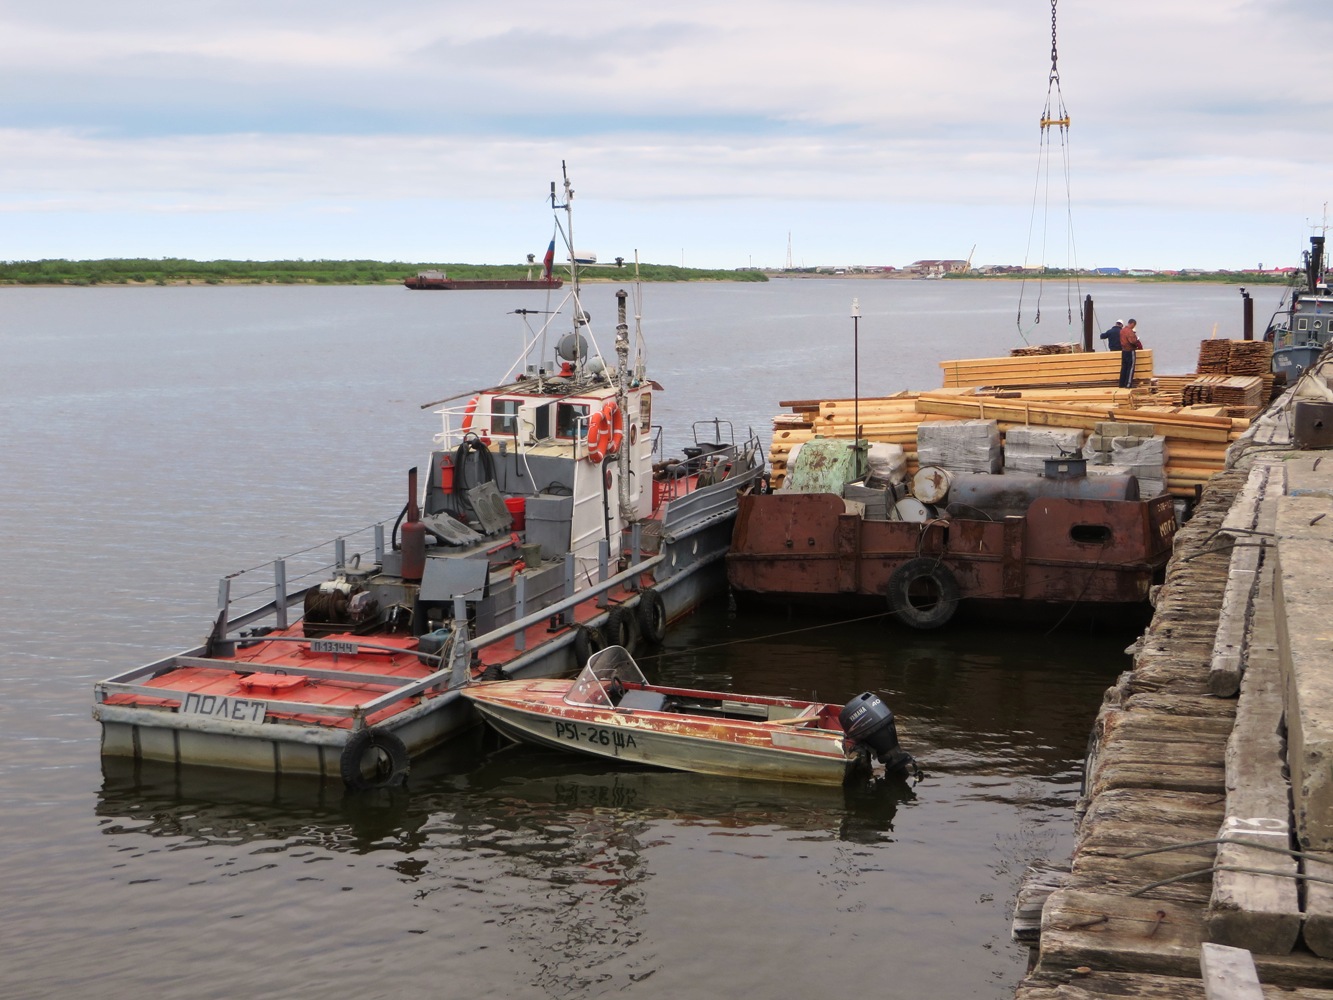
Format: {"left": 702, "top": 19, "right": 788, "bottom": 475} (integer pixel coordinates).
{"left": 840, "top": 692, "right": 914, "bottom": 774}
{"left": 302, "top": 575, "right": 378, "bottom": 637}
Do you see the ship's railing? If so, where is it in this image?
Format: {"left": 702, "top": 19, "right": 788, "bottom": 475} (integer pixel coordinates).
{"left": 94, "top": 545, "right": 668, "bottom": 726}
{"left": 432, "top": 397, "right": 595, "bottom": 454}
{"left": 433, "top": 399, "right": 484, "bottom": 452}
{"left": 655, "top": 428, "right": 764, "bottom": 509}
{"left": 210, "top": 520, "right": 392, "bottom": 639}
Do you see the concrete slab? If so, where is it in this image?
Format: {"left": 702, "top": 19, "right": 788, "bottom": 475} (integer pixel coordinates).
{"left": 1274, "top": 475, "right": 1333, "bottom": 851}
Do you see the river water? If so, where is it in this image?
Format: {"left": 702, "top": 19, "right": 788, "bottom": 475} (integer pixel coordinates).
{"left": 1, "top": 278, "right": 1271, "bottom": 998}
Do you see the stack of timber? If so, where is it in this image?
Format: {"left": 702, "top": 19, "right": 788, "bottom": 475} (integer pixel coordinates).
{"left": 1197, "top": 339, "right": 1277, "bottom": 403}
{"left": 767, "top": 353, "right": 1252, "bottom": 496}
{"left": 1182, "top": 374, "right": 1266, "bottom": 416}
{"left": 767, "top": 393, "right": 942, "bottom": 485}
{"left": 940, "top": 350, "right": 1154, "bottom": 389}
{"left": 1198, "top": 339, "right": 1233, "bottom": 373}
{"left": 1010, "top": 343, "right": 1081, "bottom": 356}
{"left": 1135, "top": 374, "right": 1198, "bottom": 407}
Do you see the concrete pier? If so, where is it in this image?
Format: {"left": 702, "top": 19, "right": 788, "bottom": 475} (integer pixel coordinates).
{"left": 1014, "top": 364, "right": 1333, "bottom": 998}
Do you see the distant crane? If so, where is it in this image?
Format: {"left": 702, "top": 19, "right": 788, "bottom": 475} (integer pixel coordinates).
{"left": 785, "top": 232, "right": 794, "bottom": 271}
{"left": 965, "top": 244, "right": 976, "bottom": 272}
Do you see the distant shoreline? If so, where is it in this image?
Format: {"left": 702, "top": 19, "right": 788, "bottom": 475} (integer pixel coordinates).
{"left": 0, "top": 259, "right": 1290, "bottom": 288}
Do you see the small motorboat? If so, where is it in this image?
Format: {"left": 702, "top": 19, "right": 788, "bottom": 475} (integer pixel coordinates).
{"left": 462, "top": 645, "right": 915, "bottom": 786}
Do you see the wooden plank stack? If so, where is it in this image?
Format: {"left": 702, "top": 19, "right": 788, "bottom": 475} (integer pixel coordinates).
{"left": 1198, "top": 339, "right": 1233, "bottom": 373}
{"left": 1194, "top": 339, "right": 1276, "bottom": 410}
{"left": 767, "top": 393, "right": 941, "bottom": 485}
{"left": 940, "top": 350, "right": 1154, "bottom": 389}
{"left": 1182, "top": 374, "right": 1265, "bottom": 414}
{"left": 768, "top": 349, "right": 1255, "bottom": 498}
{"left": 1134, "top": 374, "right": 1197, "bottom": 406}
{"left": 1009, "top": 343, "right": 1079, "bottom": 357}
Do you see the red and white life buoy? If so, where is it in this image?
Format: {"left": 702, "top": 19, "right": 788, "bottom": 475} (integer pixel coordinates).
{"left": 460, "top": 396, "right": 478, "bottom": 432}
{"left": 585, "top": 400, "right": 624, "bottom": 463}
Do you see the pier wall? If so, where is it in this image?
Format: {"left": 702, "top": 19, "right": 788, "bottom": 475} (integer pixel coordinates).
{"left": 1014, "top": 369, "right": 1333, "bottom": 997}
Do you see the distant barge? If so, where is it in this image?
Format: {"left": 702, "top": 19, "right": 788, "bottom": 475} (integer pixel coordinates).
{"left": 404, "top": 269, "right": 564, "bottom": 291}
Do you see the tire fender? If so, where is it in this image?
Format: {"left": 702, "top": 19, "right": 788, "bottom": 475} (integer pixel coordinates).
{"left": 886, "top": 557, "right": 960, "bottom": 630}
{"left": 603, "top": 607, "right": 640, "bottom": 654}
{"left": 572, "top": 623, "right": 606, "bottom": 665}
{"left": 340, "top": 727, "right": 411, "bottom": 790}
{"left": 635, "top": 589, "right": 668, "bottom": 645}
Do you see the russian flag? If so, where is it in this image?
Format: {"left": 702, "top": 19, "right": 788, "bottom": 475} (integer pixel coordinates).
{"left": 543, "top": 239, "right": 555, "bottom": 279}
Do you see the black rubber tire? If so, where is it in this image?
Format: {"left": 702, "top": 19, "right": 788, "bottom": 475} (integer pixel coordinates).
{"left": 603, "top": 607, "right": 640, "bottom": 654}
{"left": 635, "top": 589, "right": 668, "bottom": 645}
{"left": 886, "top": 557, "right": 960, "bottom": 630}
{"left": 572, "top": 623, "right": 606, "bottom": 665}
{"left": 340, "top": 727, "right": 411, "bottom": 790}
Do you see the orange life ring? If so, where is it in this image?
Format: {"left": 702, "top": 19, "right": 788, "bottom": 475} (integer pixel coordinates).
{"left": 584, "top": 401, "right": 624, "bottom": 463}
{"left": 586, "top": 409, "right": 607, "bottom": 463}
{"left": 460, "top": 396, "right": 478, "bottom": 432}
{"left": 603, "top": 401, "right": 623, "bottom": 455}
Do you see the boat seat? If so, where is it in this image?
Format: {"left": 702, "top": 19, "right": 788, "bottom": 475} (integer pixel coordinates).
{"left": 618, "top": 689, "right": 670, "bottom": 712}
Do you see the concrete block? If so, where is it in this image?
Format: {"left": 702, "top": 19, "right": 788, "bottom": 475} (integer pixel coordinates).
{"left": 1126, "top": 422, "right": 1159, "bottom": 437}
{"left": 1274, "top": 493, "right": 1333, "bottom": 851}
{"left": 1095, "top": 421, "right": 1130, "bottom": 437}
{"left": 1085, "top": 434, "right": 1112, "bottom": 454}
{"left": 1111, "top": 435, "right": 1146, "bottom": 449}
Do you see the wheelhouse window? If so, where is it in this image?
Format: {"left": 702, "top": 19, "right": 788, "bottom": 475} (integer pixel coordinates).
{"left": 490, "top": 398, "right": 521, "bottom": 436}
{"left": 556, "top": 402, "right": 590, "bottom": 440}
{"left": 1298, "top": 317, "right": 1311, "bottom": 331}
{"left": 639, "top": 391, "right": 652, "bottom": 432}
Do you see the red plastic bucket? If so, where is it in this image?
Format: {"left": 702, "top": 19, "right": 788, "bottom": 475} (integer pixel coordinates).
{"left": 504, "top": 496, "right": 526, "bottom": 530}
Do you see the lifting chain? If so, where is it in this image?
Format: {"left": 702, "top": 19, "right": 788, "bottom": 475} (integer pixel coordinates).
{"left": 1048, "top": 0, "right": 1060, "bottom": 85}
{"left": 1041, "top": 0, "right": 1069, "bottom": 131}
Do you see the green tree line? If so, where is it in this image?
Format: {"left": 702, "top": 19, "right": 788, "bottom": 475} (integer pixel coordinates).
{"left": 0, "top": 258, "right": 768, "bottom": 286}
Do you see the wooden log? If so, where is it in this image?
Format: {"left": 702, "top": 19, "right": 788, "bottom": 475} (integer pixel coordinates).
{"left": 1017, "top": 968, "right": 1333, "bottom": 999}
{"left": 1037, "top": 888, "right": 1207, "bottom": 978}
{"left": 1013, "top": 861, "right": 1077, "bottom": 944}
{"left": 1303, "top": 853, "right": 1333, "bottom": 960}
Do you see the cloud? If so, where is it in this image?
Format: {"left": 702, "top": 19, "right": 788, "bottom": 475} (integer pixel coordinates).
{"left": 0, "top": 1, "right": 1329, "bottom": 267}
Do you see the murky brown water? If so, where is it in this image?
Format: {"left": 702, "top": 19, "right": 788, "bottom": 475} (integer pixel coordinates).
{"left": 0, "top": 280, "right": 1236, "bottom": 997}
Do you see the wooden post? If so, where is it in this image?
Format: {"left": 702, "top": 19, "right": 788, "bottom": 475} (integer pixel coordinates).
{"left": 1083, "top": 294, "right": 1094, "bottom": 352}
{"left": 1242, "top": 289, "right": 1254, "bottom": 341}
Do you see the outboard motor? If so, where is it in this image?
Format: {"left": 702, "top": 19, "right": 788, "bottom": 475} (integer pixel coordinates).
{"left": 840, "top": 692, "right": 914, "bottom": 774}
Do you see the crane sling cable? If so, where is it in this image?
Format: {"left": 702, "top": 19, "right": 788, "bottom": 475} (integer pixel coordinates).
{"left": 1016, "top": 0, "right": 1084, "bottom": 344}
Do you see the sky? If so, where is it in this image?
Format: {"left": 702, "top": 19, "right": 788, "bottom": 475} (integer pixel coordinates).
{"left": 1, "top": 0, "right": 1330, "bottom": 271}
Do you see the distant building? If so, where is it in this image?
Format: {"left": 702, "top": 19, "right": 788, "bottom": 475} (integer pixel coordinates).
{"left": 909, "top": 259, "right": 970, "bottom": 276}
{"left": 1091, "top": 267, "right": 1123, "bottom": 276}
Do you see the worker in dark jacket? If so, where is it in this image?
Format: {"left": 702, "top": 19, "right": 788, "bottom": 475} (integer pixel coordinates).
{"left": 1119, "top": 319, "right": 1142, "bottom": 387}
{"left": 1100, "top": 319, "right": 1124, "bottom": 351}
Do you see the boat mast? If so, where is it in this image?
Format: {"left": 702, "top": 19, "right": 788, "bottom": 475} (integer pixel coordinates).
{"left": 615, "top": 289, "right": 633, "bottom": 526}
{"left": 552, "top": 162, "right": 587, "bottom": 375}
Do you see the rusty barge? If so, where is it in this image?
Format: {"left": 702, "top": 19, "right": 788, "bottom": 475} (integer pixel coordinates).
{"left": 727, "top": 440, "right": 1177, "bottom": 629}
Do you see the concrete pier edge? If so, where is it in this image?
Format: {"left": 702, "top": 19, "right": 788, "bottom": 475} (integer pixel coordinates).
{"left": 1014, "top": 365, "right": 1333, "bottom": 998}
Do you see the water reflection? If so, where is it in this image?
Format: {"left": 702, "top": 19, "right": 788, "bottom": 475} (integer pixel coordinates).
{"left": 97, "top": 732, "right": 916, "bottom": 997}
{"left": 97, "top": 730, "right": 913, "bottom": 854}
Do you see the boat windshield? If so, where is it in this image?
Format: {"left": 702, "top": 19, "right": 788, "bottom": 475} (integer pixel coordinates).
{"left": 565, "top": 646, "right": 649, "bottom": 707}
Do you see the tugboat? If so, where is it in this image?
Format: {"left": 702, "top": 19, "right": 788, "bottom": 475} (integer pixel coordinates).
{"left": 1268, "top": 235, "right": 1333, "bottom": 379}
{"left": 93, "top": 166, "right": 764, "bottom": 788}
